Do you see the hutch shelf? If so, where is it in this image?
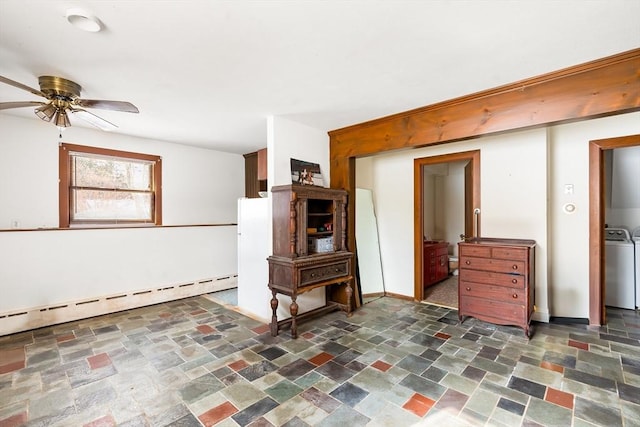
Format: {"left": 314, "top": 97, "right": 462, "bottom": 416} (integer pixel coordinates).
{"left": 268, "top": 184, "right": 354, "bottom": 338}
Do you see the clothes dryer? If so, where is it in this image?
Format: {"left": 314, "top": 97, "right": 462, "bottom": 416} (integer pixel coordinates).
{"left": 632, "top": 227, "right": 640, "bottom": 309}
{"left": 604, "top": 228, "right": 635, "bottom": 310}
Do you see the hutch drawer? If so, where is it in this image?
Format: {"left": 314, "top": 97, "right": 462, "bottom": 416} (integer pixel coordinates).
{"left": 300, "top": 261, "right": 349, "bottom": 286}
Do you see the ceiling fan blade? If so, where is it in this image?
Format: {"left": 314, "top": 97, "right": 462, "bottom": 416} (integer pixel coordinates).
{"left": 0, "top": 101, "right": 45, "bottom": 110}
{"left": 74, "top": 99, "right": 139, "bottom": 113}
{"left": 70, "top": 108, "right": 117, "bottom": 131}
{"left": 0, "top": 75, "right": 46, "bottom": 98}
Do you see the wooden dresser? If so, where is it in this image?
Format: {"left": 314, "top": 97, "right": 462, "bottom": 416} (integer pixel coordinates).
{"left": 268, "top": 184, "right": 353, "bottom": 338}
{"left": 423, "top": 241, "right": 449, "bottom": 287}
{"left": 458, "top": 238, "right": 536, "bottom": 337}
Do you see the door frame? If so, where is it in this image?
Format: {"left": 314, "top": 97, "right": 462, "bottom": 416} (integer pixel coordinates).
{"left": 414, "top": 150, "right": 481, "bottom": 301}
{"left": 589, "top": 134, "right": 640, "bottom": 325}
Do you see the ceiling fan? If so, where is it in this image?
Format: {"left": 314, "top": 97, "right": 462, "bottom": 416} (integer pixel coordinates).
{"left": 0, "top": 75, "right": 139, "bottom": 131}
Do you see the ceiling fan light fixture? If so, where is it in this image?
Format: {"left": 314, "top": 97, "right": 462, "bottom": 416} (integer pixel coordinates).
{"left": 66, "top": 8, "right": 103, "bottom": 33}
{"left": 54, "top": 109, "right": 71, "bottom": 129}
{"left": 35, "top": 103, "right": 57, "bottom": 122}
{"left": 1, "top": 74, "right": 136, "bottom": 132}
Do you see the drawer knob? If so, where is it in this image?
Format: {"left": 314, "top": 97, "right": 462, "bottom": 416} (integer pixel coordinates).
{"left": 466, "top": 287, "right": 471, "bottom": 291}
{"left": 512, "top": 265, "right": 518, "bottom": 270}
{"left": 310, "top": 273, "right": 316, "bottom": 277}
{"left": 335, "top": 268, "right": 340, "bottom": 272}
{"left": 465, "top": 260, "right": 471, "bottom": 265}
{"left": 512, "top": 279, "right": 517, "bottom": 284}
{"left": 512, "top": 293, "right": 518, "bottom": 299}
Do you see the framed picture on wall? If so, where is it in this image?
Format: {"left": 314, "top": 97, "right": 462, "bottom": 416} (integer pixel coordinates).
{"left": 290, "top": 158, "right": 324, "bottom": 187}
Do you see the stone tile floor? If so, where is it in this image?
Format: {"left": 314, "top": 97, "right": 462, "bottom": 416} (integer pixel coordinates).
{"left": 0, "top": 295, "right": 639, "bottom": 426}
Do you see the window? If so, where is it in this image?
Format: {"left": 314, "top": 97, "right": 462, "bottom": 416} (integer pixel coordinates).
{"left": 59, "top": 143, "right": 162, "bottom": 227}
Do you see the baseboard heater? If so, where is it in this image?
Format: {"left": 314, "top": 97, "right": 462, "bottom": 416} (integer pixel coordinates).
{"left": 0, "top": 274, "right": 237, "bottom": 337}
{"left": 549, "top": 317, "right": 589, "bottom": 325}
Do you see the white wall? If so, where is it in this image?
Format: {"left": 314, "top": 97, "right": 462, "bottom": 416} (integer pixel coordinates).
{"left": 442, "top": 163, "right": 465, "bottom": 255}
{"left": 358, "top": 111, "right": 640, "bottom": 320}
{"left": 421, "top": 162, "right": 465, "bottom": 256}
{"left": 367, "top": 128, "right": 550, "bottom": 319}
{"left": 0, "top": 115, "right": 244, "bottom": 228}
{"left": 269, "top": 116, "right": 330, "bottom": 187}
{"left": 0, "top": 226, "right": 237, "bottom": 313}
{"left": 422, "top": 172, "right": 436, "bottom": 241}
{"left": 605, "top": 147, "right": 640, "bottom": 231}
{"left": 236, "top": 116, "right": 330, "bottom": 322}
{"left": 0, "top": 115, "right": 244, "bottom": 330}
{"left": 549, "top": 113, "right": 640, "bottom": 317}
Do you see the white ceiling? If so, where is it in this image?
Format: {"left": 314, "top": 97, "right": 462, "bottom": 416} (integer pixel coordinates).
{"left": 1, "top": 1, "right": 638, "bottom": 155}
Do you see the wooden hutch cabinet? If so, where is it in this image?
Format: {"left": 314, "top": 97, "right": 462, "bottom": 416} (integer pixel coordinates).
{"left": 242, "top": 149, "right": 267, "bottom": 198}
{"left": 423, "top": 241, "right": 449, "bottom": 287}
{"left": 458, "top": 238, "right": 536, "bottom": 337}
{"left": 268, "top": 184, "right": 354, "bottom": 338}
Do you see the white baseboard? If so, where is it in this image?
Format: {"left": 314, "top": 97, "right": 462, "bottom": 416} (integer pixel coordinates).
{"left": 532, "top": 308, "right": 550, "bottom": 323}
{"left": 0, "top": 275, "right": 237, "bottom": 337}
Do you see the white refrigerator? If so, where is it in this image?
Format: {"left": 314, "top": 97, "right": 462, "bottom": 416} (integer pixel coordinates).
{"left": 236, "top": 196, "right": 326, "bottom": 324}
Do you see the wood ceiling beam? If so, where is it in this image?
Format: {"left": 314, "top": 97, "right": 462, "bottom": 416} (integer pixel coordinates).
{"left": 328, "top": 48, "right": 640, "bottom": 309}
{"left": 329, "top": 48, "right": 640, "bottom": 163}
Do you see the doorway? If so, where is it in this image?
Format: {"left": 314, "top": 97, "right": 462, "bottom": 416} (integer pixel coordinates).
{"left": 589, "top": 134, "right": 640, "bottom": 325}
{"left": 414, "top": 150, "right": 481, "bottom": 301}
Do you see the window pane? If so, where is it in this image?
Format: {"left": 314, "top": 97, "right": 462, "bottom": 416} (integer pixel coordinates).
{"left": 72, "top": 155, "right": 152, "bottom": 191}
{"left": 71, "top": 189, "right": 152, "bottom": 221}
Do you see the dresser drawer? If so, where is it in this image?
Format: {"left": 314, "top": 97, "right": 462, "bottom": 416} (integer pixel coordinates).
{"left": 459, "top": 245, "right": 491, "bottom": 258}
{"left": 492, "top": 247, "right": 528, "bottom": 261}
{"left": 436, "top": 246, "right": 448, "bottom": 256}
{"left": 459, "top": 282, "right": 526, "bottom": 303}
{"left": 459, "top": 269, "right": 526, "bottom": 288}
{"left": 300, "top": 261, "right": 348, "bottom": 286}
{"left": 459, "top": 243, "right": 529, "bottom": 261}
{"left": 459, "top": 296, "right": 525, "bottom": 324}
{"left": 460, "top": 256, "right": 525, "bottom": 274}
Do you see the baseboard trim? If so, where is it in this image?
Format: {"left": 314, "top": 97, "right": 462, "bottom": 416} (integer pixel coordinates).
{"left": 532, "top": 310, "right": 550, "bottom": 323}
{"left": 383, "top": 292, "right": 414, "bottom": 302}
{"left": 362, "top": 292, "right": 385, "bottom": 299}
{"left": 0, "top": 275, "right": 237, "bottom": 337}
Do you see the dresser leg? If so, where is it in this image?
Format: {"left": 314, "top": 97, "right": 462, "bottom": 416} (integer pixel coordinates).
{"left": 290, "top": 297, "right": 299, "bottom": 339}
{"left": 270, "top": 290, "right": 279, "bottom": 337}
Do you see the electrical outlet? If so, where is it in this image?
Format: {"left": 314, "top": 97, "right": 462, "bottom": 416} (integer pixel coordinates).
{"left": 564, "top": 184, "right": 574, "bottom": 195}
{"left": 11, "top": 220, "right": 19, "bottom": 229}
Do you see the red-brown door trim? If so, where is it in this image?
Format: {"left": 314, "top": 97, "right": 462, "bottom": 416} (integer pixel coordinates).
{"left": 589, "top": 134, "right": 640, "bottom": 325}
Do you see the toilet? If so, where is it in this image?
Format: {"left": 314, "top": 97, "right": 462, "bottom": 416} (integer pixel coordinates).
{"left": 449, "top": 256, "right": 459, "bottom": 276}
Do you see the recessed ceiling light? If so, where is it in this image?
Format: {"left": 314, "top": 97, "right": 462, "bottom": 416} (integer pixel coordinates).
{"left": 66, "top": 8, "right": 102, "bottom": 32}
